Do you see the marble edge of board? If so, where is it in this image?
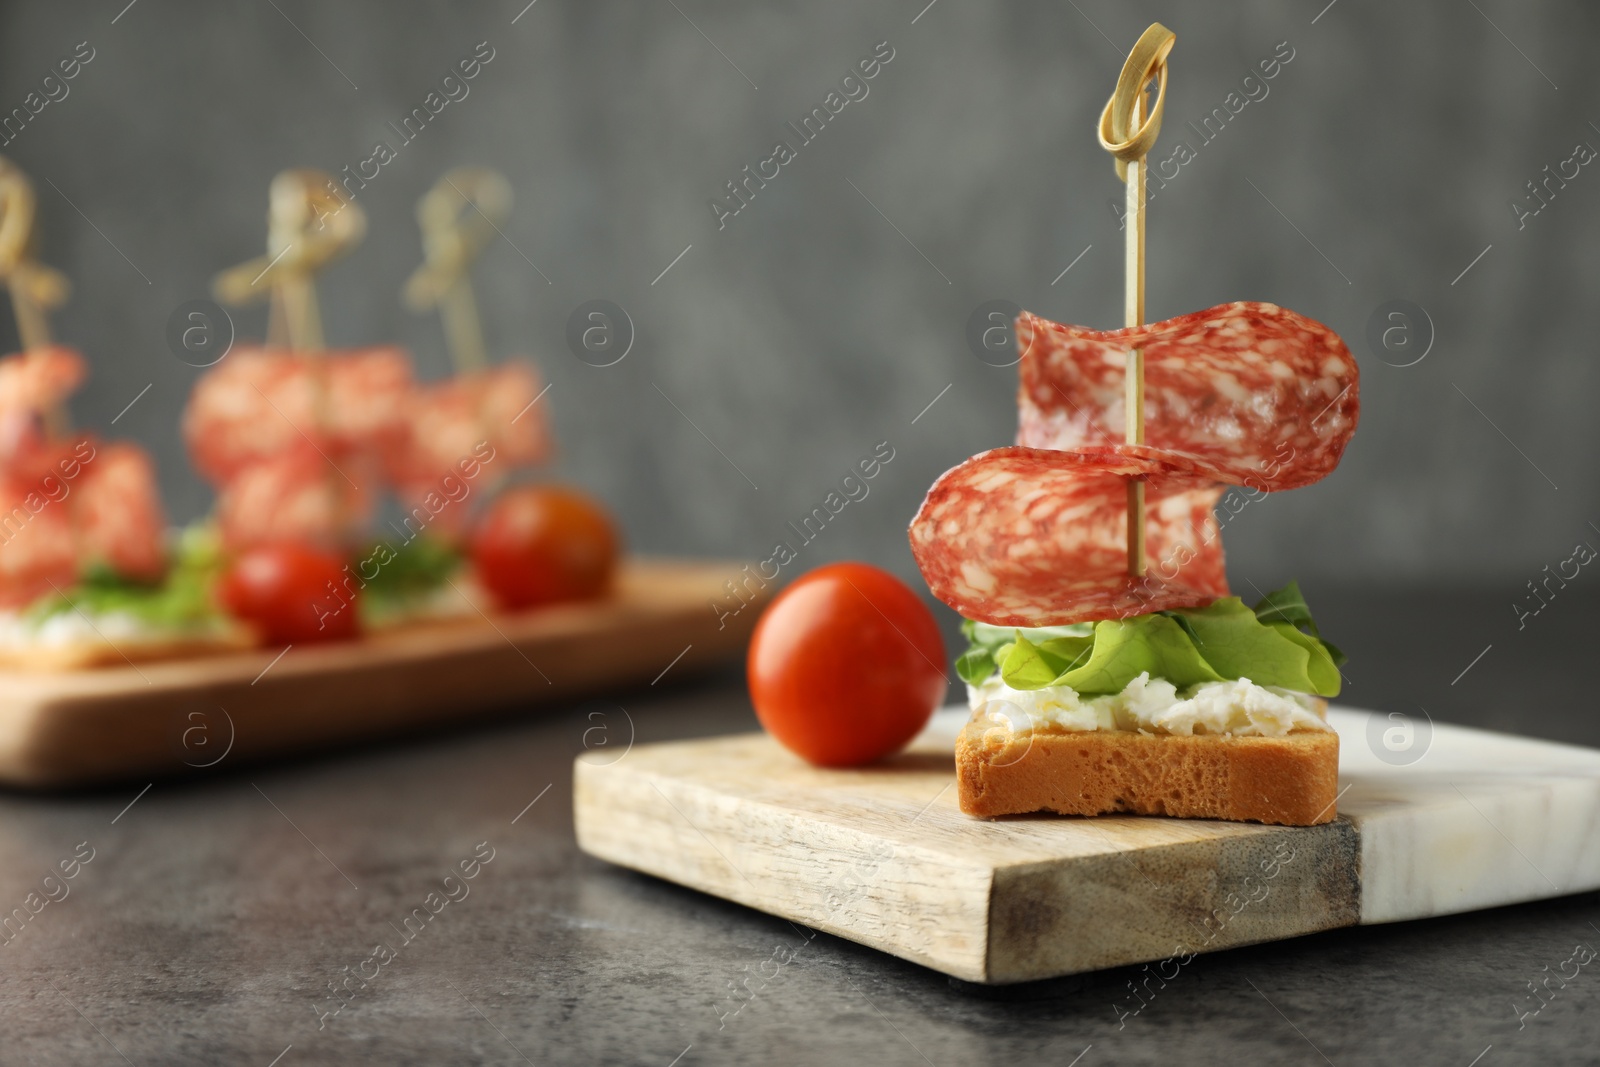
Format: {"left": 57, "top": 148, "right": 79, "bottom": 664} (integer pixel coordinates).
{"left": 1328, "top": 709, "right": 1600, "bottom": 926}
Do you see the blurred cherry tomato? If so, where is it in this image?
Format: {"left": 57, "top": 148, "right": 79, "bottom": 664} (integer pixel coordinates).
{"left": 218, "top": 543, "right": 356, "bottom": 645}
{"left": 748, "top": 562, "right": 946, "bottom": 767}
{"left": 472, "top": 486, "right": 618, "bottom": 610}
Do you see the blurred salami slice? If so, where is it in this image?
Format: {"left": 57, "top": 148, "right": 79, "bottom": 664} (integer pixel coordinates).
{"left": 386, "top": 360, "right": 552, "bottom": 489}
{"left": 73, "top": 440, "right": 168, "bottom": 581}
{"left": 0, "top": 347, "right": 87, "bottom": 475}
{"left": 909, "top": 446, "right": 1229, "bottom": 627}
{"left": 0, "top": 354, "right": 171, "bottom": 599}
{"left": 1017, "top": 301, "right": 1359, "bottom": 491}
{"left": 0, "top": 346, "right": 85, "bottom": 418}
{"left": 183, "top": 346, "right": 413, "bottom": 484}
{"left": 215, "top": 447, "right": 374, "bottom": 551}
{"left": 0, "top": 468, "right": 79, "bottom": 608}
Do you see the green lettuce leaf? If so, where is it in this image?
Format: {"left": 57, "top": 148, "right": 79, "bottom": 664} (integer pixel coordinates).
{"left": 954, "top": 645, "right": 1000, "bottom": 686}
{"left": 1251, "top": 579, "right": 1317, "bottom": 631}
{"left": 956, "top": 618, "right": 1092, "bottom": 685}
{"left": 1170, "top": 597, "right": 1340, "bottom": 695}
{"left": 25, "top": 523, "right": 225, "bottom": 630}
{"left": 1252, "top": 579, "right": 1348, "bottom": 667}
{"left": 999, "top": 631, "right": 1094, "bottom": 689}
{"left": 355, "top": 535, "right": 465, "bottom": 624}
{"left": 1000, "top": 616, "right": 1224, "bottom": 695}
{"left": 1267, "top": 622, "right": 1343, "bottom": 695}
{"left": 955, "top": 580, "right": 1344, "bottom": 697}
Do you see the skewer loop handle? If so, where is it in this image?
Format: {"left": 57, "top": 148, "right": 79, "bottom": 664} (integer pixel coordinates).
{"left": 214, "top": 169, "right": 367, "bottom": 351}
{"left": 0, "top": 157, "right": 70, "bottom": 351}
{"left": 1097, "top": 23, "right": 1176, "bottom": 181}
{"left": 402, "top": 168, "right": 512, "bottom": 373}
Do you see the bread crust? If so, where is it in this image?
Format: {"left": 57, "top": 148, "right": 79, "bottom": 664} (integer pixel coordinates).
{"left": 956, "top": 717, "right": 1339, "bottom": 826}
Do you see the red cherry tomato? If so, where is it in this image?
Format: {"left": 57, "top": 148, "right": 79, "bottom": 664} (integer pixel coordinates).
{"left": 218, "top": 543, "right": 357, "bottom": 645}
{"left": 471, "top": 486, "right": 619, "bottom": 611}
{"left": 748, "top": 562, "right": 947, "bottom": 767}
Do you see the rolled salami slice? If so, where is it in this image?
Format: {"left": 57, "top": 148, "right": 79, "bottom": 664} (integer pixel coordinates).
{"left": 215, "top": 447, "right": 374, "bottom": 551}
{"left": 385, "top": 360, "right": 552, "bottom": 490}
{"left": 909, "top": 446, "right": 1228, "bottom": 627}
{"left": 0, "top": 468, "right": 79, "bottom": 608}
{"left": 0, "top": 347, "right": 87, "bottom": 475}
{"left": 1017, "top": 301, "right": 1359, "bottom": 491}
{"left": 0, "top": 346, "right": 85, "bottom": 417}
{"left": 73, "top": 440, "right": 168, "bottom": 581}
{"left": 183, "top": 346, "right": 413, "bottom": 484}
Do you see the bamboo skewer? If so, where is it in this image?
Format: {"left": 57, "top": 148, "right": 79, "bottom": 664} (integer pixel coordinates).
{"left": 214, "top": 170, "right": 367, "bottom": 353}
{"left": 403, "top": 168, "right": 513, "bottom": 375}
{"left": 1098, "top": 24, "right": 1175, "bottom": 580}
{"left": 1123, "top": 86, "right": 1148, "bottom": 578}
{"left": 0, "top": 157, "right": 73, "bottom": 436}
{"left": 213, "top": 170, "right": 369, "bottom": 542}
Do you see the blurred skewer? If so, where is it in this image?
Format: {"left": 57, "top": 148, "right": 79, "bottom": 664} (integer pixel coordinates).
{"left": 0, "top": 157, "right": 73, "bottom": 436}
{"left": 213, "top": 169, "right": 366, "bottom": 352}
{"left": 403, "top": 167, "right": 512, "bottom": 374}
{"left": 212, "top": 169, "right": 369, "bottom": 543}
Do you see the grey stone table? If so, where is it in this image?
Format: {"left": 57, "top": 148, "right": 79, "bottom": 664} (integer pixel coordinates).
{"left": 2, "top": 583, "right": 1597, "bottom": 1066}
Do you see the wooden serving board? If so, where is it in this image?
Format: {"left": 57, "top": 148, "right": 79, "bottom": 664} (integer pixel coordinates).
{"left": 575, "top": 706, "right": 1600, "bottom": 983}
{"left": 0, "top": 558, "right": 758, "bottom": 788}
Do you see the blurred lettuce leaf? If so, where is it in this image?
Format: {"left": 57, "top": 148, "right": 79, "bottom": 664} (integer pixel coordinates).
{"left": 24, "top": 523, "right": 224, "bottom": 629}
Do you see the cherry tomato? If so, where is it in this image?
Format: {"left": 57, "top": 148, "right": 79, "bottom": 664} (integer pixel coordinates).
{"left": 471, "top": 486, "right": 619, "bottom": 611}
{"left": 218, "top": 543, "right": 358, "bottom": 645}
{"left": 748, "top": 562, "right": 947, "bottom": 767}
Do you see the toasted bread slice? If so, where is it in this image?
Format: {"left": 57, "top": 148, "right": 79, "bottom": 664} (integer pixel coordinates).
{"left": 956, "top": 716, "right": 1339, "bottom": 826}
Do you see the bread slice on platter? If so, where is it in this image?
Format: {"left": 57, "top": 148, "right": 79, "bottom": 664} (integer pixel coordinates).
{"left": 0, "top": 625, "right": 257, "bottom": 671}
{"left": 955, "top": 711, "right": 1339, "bottom": 826}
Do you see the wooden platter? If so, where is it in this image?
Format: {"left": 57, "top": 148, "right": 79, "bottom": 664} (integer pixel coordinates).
{"left": 0, "top": 558, "right": 758, "bottom": 788}
{"left": 575, "top": 706, "right": 1600, "bottom": 984}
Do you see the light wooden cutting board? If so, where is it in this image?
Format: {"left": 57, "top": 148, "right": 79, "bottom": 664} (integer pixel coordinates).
{"left": 0, "top": 558, "right": 759, "bottom": 788}
{"left": 575, "top": 706, "right": 1600, "bottom": 983}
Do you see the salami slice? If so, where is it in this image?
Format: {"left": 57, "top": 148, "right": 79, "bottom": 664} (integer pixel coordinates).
{"left": 0, "top": 346, "right": 85, "bottom": 418}
{"left": 183, "top": 346, "right": 413, "bottom": 484}
{"left": 385, "top": 360, "right": 551, "bottom": 489}
{"left": 909, "top": 446, "right": 1228, "bottom": 627}
{"left": 0, "top": 469, "right": 79, "bottom": 608}
{"left": 1017, "top": 302, "right": 1359, "bottom": 491}
{"left": 912, "top": 302, "right": 1358, "bottom": 626}
{"left": 73, "top": 441, "right": 168, "bottom": 581}
{"left": 0, "top": 352, "right": 171, "bottom": 598}
{"left": 469, "top": 360, "right": 552, "bottom": 468}
{"left": 0, "top": 347, "right": 88, "bottom": 475}
{"left": 215, "top": 448, "right": 373, "bottom": 551}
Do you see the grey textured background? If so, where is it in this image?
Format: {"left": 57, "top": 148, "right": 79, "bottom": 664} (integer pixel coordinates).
{"left": 0, "top": 0, "right": 1593, "bottom": 599}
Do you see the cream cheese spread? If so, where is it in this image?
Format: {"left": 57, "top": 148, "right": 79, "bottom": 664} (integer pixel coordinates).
{"left": 0, "top": 609, "right": 231, "bottom": 649}
{"left": 968, "top": 672, "right": 1330, "bottom": 738}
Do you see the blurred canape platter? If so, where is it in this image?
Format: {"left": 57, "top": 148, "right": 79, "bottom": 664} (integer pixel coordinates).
{"left": 0, "top": 161, "right": 762, "bottom": 786}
